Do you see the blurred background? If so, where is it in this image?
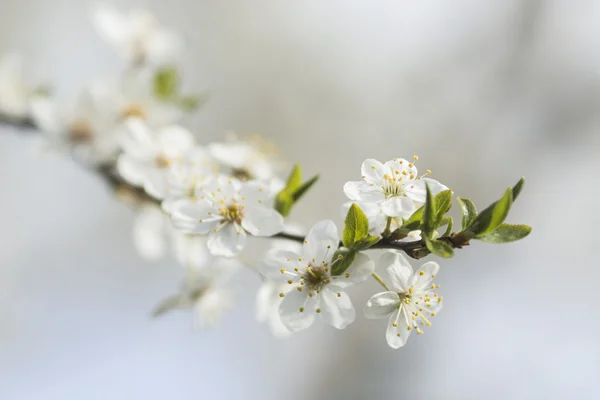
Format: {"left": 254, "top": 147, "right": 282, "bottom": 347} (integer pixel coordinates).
{"left": 1, "top": 0, "right": 599, "bottom": 399}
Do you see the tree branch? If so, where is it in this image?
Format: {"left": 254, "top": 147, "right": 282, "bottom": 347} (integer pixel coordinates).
{"left": 1, "top": 117, "right": 467, "bottom": 259}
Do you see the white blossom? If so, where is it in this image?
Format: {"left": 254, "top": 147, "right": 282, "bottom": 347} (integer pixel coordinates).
{"left": 0, "top": 54, "right": 32, "bottom": 120}
{"left": 208, "top": 134, "right": 283, "bottom": 182}
{"left": 92, "top": 4, "right": 182, "bottom": 66}
{"left": 256, "top": 223, "right": 305, "bottom": 337}
{"left": 260, "top": 220, "right": 374, "bottom": 332}
{"left": 117, "top": 118, "right": 195, "bottom": 199}
{"left": 152, "top": 256, "right": 240, "bottom": 329}
{"left": 364, "top": 251, "right": 442, "bottom": 349}
{"left": 132, "top": 205, "right": 172, "bottom": 261}
{"left": 30, "top": 84, "right": 122, "bottom": 163}
{"left": 171, "top": 175, "right": 285, "bottom": 257}
{"left": 344, "top": 157, "right": 448, "bottom": 219}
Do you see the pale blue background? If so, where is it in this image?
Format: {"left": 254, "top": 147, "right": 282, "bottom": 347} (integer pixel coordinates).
{"left": 1, "top": 1, "right": 599, "bottom": 399}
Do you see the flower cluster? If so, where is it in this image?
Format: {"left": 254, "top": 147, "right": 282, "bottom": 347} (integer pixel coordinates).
{"left": 0, "top": 4, "right": 531, "bottom": 349}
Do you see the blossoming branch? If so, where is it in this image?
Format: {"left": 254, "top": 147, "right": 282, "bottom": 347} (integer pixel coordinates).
{"left": 0, "top": 4, "right": 531, "bottom": 349}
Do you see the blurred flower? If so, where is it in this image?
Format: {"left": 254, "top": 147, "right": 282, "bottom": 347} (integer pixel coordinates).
{"left": 30, "top": 83, "right": 122, "bottom": 163}
{"left": 171, "top": 176, "right": 285, "bottom": 257}
{"left": 343, "top": 157, "right": 447, "bottom": 218}
{"left": 92, "top": 4, "right": 182, "bottom": 66}
{"left": 364, "top": 251, "right": 442, "bottom": 349}
{"left": 260, "top": 220, "right": 374, "bottom": 332}
{"left": 208, "top": 134, "right": 283, "bottom": 182}
{"left": 152, "top": 256, "right": 240, "bottom": 329}
{"left": 117, "top": 118, "right": 195, "bottom": 199}
{"left": 161, "top": 148, "right": 218, "bottom": 214}
{"left": 132, "top": 204, "right": 172, "bottom": 261}
{"left": 0, "top": 54, "right": 32, "bottom": 120}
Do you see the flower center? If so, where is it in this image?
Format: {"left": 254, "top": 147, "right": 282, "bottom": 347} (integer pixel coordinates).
{"left": 382, "top": 174, "right": 407, "bottom": 198}
{"left": 220, "top": 203, "right": 243, "bottom": 224}
{"left": 120, "top": 103, "right": 147, "bottom": 120}
{"left": 301, "top": 265, "right": 331, "bottom": 291}
{"left": 231, "top": 167, "right": 253, "bottom": 181}
{"left": 155, "top": 153, "right": 173, "bottom": 169}
{"left": 68, "top": 120, "right": 94, "bottom": 144}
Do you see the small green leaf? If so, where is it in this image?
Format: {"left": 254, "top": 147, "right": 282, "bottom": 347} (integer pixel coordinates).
{"left": 273, "top": 167, "right": 319, "bottom": 217}
{"left": 442, "top": 216, "right": 454, "bottom": 237}
{"left": 285, "top": 164, "right": 303, "bottom": 193}
{"left": 343, "top": 203, "right": 370, "bottom": 248}
{"left": 457, "top": 197, "right": 478, "bottom": 230}
{"left": 354, "top": 235, "right": 380, "bottom": 251}
{"left": 422, "top": 183, "right": 437, "bottom": 239}
{"left": 403, "top": 205, "right": 423, "bottom": 229}
{"left": 154, "top": 66, "right": 180, "bottom": 100}
{"left": 425, "top": 238, "right": 454, "bottom": 258}
{"left": 177, "top": 94, "right": 206, "bottom": 111}
{"left": 434, "top": 190, "right": 453, "bottom": 226}
{"left": 330, "top": 248, "right": 357, "bottom": 276}
{"left": 476, "top": 224, "right": 532, "bottom": 243}
{"left": 465, "top": 188, "right": 513, "bottom": 237}
{"left": 292, "top": 175, "right": 319, "bottom": 202}
{"left": 512, "top": 177, "right": 525, "bottom": 202}
{"left": 151, "top": 294, "right": 182, "bottom": 317}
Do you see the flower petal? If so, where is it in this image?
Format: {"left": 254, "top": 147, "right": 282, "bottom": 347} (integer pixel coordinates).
{"left": 331, "top": 253, "right": 375, "bottom": 289}
{"left": 360, "top": 159, "right": 388, "bottom": 185}
{"left": 303, "top": 220, "right": 339, "bottom": 264}
{"left": 132, "top": 206, "right": 167, "bottom": 261}
{"left": 171, "top": 199, "right": 221, "bottom": 234}
{"left": 364, "top": 291, "right": 400, "bottom": 319}
{"left": 241, "top": 205, "right": 284, "bottom": 236}
{"left": 386, "top": 308, "right": 412, "bottom": 349}
{"left": 259, "top": 248, "right": 302, "bottom": 283}
{"left": 117, "top": 154, "right": 146, "bottom": 187}
{"left": 279, "top": 289, "right": 318, "bottom": 332}
{"left": 343, "top": 181, "right": 384, "bottom": 202}
{"left": 319, "top": 288, "right": 355, "bottom": 329}
{"left": 207, "top": 223, "right": 246, "bottom": 257}
{"left": 379, "top": 251, "right": 413, "bottom": 292}
{"left": 411, "top": 261, "right": 440, "bottom": 291}
{"left": 381, "top": 196, "right": 415, "bottom": 218}
{"left": 156, "top": 125, "right": 195, "bottom": 156}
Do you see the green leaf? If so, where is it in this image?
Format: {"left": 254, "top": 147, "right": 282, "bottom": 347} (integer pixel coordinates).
{"left": 422, "top": 183, "right": 437, "bottom": 239}
{"left": 457, "top": 197, "right": 478, "bottom": 230}
{"left": 512, "top": 177, "right": 525, "bottom": 202}
{"left": 292, "top": 175, "right": 319, "bottom": 202}
{"left": 273, "top": 166, "right": 319, "bottom": 217}
{"left": 151, "top": 294, "right": 182, "bottom": 317}
{"left": 442, "top": 216, "right": 454, "bottom": 237}
{"left": 177, "top": 94, "right": 206, "bottom": 111}
{"left": 434, "top": 190, "right": 453, "bottom": 226}
{"left": 476, "top": 224, "right": 532, "bottom": 243}
{"left": 465, "top": 188, "right": 513, "bottom": 237}
{"left": 285, "top": 164, "right": 303, "bottom": 193}
{"left": 425, "top": 238, "right": 454, "bottom": 258}
{"left": 343, "top": 203, "right": 370, "bottom": 248}
{"left": 330, "top": 248, "right": 357, "bottom": 276}
{"left": 153, "top": 66, "right": 180, "bottom": 100}
{"left": 353, "top": 235, "right": 380, "bottom": 251}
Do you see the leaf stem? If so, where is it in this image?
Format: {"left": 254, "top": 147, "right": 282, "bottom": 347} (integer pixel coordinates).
{"left": 382, "top": 217, "right": 393, "bottom": 238}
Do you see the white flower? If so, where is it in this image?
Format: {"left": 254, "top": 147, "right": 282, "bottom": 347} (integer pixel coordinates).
{"left": 256, "top": 281, "right": 292, "bottom": 338}
{"left": 344, "top": 157, "right": 448, "bottom": 218}
{"left": 132, "top": 205, "right": 172, "bottom": 261}
{"left": 0, "top": 54, "right": 31, "bottom": 120}
{"left": 161, "top": 149, "right": 218, "bottom": 214}
{"left": 30, "top": 84, "right": 122, "bottom": 163}
{"left": 117, "top": 118, "right": 195, "bottom": 199}
{"left": 152, "top": 257, "right": 240, "bottom": 329}
{"left": 260, "top": 220, "right": 375, "bottom": 332}
{"left": 171, "top": 175, "right": 285, "bottom": 257}
{"left": 93, "top": 4, "right": 182, "bottom": 66}
{"left": 255, "top": 223, "right": 305, "bottom": 337}
{"left": 208, "top": 134, "right": 283, "bottom": 181}
{"left": 364, "top": 251, "right": 442, "bottom": 349}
